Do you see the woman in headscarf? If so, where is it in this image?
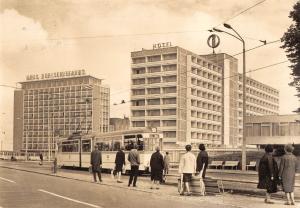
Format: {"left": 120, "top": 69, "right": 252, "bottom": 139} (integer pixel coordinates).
{"left": 279, "top": 144, "right": 298, "bottom": 205}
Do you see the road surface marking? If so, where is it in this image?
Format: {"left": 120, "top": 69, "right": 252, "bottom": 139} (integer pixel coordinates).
{"left": 0, "top": 176, "right": 16, "bottom": 183}
{"left": 38, "top": 189, "right": 102, "bottom": 208}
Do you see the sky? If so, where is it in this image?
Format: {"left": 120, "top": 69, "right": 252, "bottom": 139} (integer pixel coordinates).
{"left": 0, "top": 0, "right": 299, "bottom": 150}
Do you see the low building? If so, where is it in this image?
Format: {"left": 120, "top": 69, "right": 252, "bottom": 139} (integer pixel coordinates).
{"left": 245, "top": 114, "right": 300, "bottom": 145}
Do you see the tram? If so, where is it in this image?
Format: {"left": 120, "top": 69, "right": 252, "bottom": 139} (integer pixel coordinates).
{"left": 57, "top": 128, "right": 163, "bottom": 173}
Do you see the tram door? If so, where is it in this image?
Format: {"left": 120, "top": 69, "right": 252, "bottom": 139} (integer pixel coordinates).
{"left": 144, "top": 133, "right": 163, "bottom": 151}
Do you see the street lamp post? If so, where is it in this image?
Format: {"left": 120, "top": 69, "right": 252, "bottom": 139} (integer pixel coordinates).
{"left": 213, "top": 23, "right": 247, "bottom": 171}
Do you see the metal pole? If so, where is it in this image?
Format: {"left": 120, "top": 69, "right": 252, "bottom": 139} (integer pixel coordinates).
{"left": 48, "top": 114, "right": 50, "bottom": 161}
{"left": 25, "top": 131, "right": 28, "bottom": 161}
{"left": 242, "top": 41, "right": 247, "bottom": 171}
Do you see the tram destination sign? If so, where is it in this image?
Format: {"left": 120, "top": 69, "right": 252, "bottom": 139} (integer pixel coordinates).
{"left": 26, "top": 69, "right": 86, "bottom": 81}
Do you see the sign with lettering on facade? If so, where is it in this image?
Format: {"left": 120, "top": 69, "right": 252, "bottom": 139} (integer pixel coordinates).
{"left": 26, "top": 69, "right": 86, "bottom": 81}
{"left": 153, "top": 42, "right": 172, "bottom": 49}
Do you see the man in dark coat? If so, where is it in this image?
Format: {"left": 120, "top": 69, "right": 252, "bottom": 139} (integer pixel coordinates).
{"left": 196, "top": 143, "right": 209, "bottom": 178}
{"left": 150, "top": 146, "right": 164, "bottom": 189}
{"left": 115, "top": 146, "right": 125, "bottom": 183}
{"left": 90, "top": 145, "right": 102, "bottom": 183}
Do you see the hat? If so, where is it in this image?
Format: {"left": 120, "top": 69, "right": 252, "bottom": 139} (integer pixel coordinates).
{"left": 285, "top": 144, "right": 294, "bottom": 153}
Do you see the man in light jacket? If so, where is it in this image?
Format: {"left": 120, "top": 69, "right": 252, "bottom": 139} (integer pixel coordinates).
{"left": 179, "top": 144, "right": 196, "bottom": 196}
{"left": 128, "top": 144, "right": 140, "bottom": 187}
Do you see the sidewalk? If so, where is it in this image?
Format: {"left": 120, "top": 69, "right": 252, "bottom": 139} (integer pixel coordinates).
{"left": 0, "top": 160, "right": 297, "bottom": 208}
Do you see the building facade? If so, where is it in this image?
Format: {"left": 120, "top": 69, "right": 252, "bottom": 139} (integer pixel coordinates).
{"left": 13, "top": 70, "right": 110, "bottom": 156}
{"left": 131, "top": 46, "right": 223, "bottom": 149}
{"left": 109, "top": 117, "right": 130, "bottom": 132}
{"left": 130, "top": 46, "right": 280, "bottom": 149}
{"left": 203, "top": 53, "right": 279, "bottom": 147}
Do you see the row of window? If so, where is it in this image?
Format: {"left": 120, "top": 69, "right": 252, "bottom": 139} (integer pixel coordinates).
{"left": 238, "top": 85, "right": 279, "bottom": 103}
{"left": 191, "top": 121, "right": 221, "bottom": 132}
{"left": 191, "top": 68, "right": 222, "bottom": 83}
{"left": 132, "top": 64, "right": 177, "bottom": 75}
{"left": 237, "top": 102, "right": 277, "bottom": 115}
{"left": 131, "top": 98, "right": 176, "bottom": 106}
{"left": 191, "top": 56, "right": 222, "bottom": 74}
{"left": 132, "top": 109, "right": 176, "bottom": 117}
{"left": 132, "top": 75, "right": 177, "bottom": 85}
{"left": 132, "top": 53, "right": 177, "bottom": 64}
{"left": 22, "top": 143, "right": 56, "bottom": 150}
{"left": 191, "top": 77, "right": 221, "bottom": 92}
{"left": 246, "top": 122, "right": 300, "bottom": 137}
{"left": 132, "top": 86, "right": 177, "bottom": 96}
{"left": 239, "top": 94, "right": 279, "bottom": 110}
{"left": 191, "top": 110, "right": 222, "bottom": 122}
{"left": 191, "top": 88, "right": 222, "bottom": 103}
{"left": 24, "top": 105, "right": 93, "bottom": 112}
{"left": 238, "top": 75, "right": 279, "bottom": 96}
{"left": 191, "top": 99, "right": 222, "bottom": 112}
{"left": 191, "top": 132, "right": 221, "bottom": 141}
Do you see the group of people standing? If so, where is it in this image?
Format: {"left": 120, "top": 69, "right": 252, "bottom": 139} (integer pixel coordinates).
{"left": 90, "top": 144, "right": 170, "bottom": 188}
{"left": 258, "top": 144, "right": 298, "bottom": 205}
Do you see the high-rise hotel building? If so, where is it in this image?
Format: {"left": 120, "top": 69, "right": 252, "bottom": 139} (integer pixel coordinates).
{"left": 130, "top": 45, "right": 279, "bottom": 148}
{"left": 13, "top": 70, "right": 110, "bottom": 154}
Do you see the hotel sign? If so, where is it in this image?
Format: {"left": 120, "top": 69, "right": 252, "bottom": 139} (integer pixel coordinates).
{"left": 26, "top": 69, "right": 86, "bottom": 81}
{"left": 153, "top": 42, "right": 172, "bottom": 49}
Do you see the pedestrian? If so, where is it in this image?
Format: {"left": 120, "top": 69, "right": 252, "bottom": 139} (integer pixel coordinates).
{"left": 163, "top": 151, "right": 170, "bottom": 182}
{"left": 39, "top": 153, "right": 43, "bottom": 165}
{"left": 279, "top": 144, "right": 298, "bottom": 205}
{"left": 53, "top": 157, "right": 57, "bottom": 174}
{"left": 150, "top": 146, "right": 164, "bottom": 189}
{"left": 115, "top": 146, "right": 126, "bottom": 183}
{"left": 179, "top": 144, "right": 196, "bottom": 196}
{"left": 90, "top": 145, "right": 102, "bottom": 183}
{"left": 257, "top": 144, "right": 278, "bottom": 204}
{"left": 196, "top": 143, "right": 209, "bottom": 179}
{"left": 128, "top": 144, "right": 140, "bottom": 187}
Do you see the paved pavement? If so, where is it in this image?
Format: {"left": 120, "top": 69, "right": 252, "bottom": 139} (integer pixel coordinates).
{"left": 0, "top": 160, "right": 298, "bottom": 208}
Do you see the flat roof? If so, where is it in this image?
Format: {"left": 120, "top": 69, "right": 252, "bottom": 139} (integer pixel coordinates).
{"left": 245, "top": 114, "right": 300, "bottom": 123}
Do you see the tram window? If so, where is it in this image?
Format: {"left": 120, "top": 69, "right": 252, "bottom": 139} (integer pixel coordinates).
{"left": 82, "top": 140, "right": 91, "bottom": 152}
{"left": 124, "top": 135, "right": 144, "bottom": 151}
{"left": 97, "top": 142, "right": 110, "bottom": 151}
{"left": 113, "top": 141, "right": 121, "bottom": 151}
{"left": 61, "top": 141, "right": 79, "bottom": 152}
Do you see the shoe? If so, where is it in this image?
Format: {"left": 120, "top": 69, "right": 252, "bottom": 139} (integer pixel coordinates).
{"left": 150, "top": 187, "right": 153, "bottom": 189}
{"left": 156, "top": 187, "right": 160, "bottom": 190}
{"left": 133, "top": 185, "right": 137, "bottom": 187}
{"left": 264, "top": 199, "right": 274, "bottom": 204}
{"left": 291, "top": 201, "right": 295, "bottom": 205}
{"left": 128, "top": 184, "right": 131, "bottom": 187}
{"left": 186, "top": 192, "right": 192, "bottom": 196}
{"left": 284, "top": 202, "right": 291, "bottom": 205}
{"left": 99, "top": 180, "right": 103, "bottom": 182}
{"left": 117, "top": 181, "right": 123, "bottom": 183}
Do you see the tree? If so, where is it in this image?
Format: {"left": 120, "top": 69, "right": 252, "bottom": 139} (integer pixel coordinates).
{"left": 281, "top": 1, "right": 300, "bottom": 113}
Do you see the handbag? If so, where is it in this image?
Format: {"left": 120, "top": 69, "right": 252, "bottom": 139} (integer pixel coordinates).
{"left": 277, "top": 178, "right": 283, "bottom": 191}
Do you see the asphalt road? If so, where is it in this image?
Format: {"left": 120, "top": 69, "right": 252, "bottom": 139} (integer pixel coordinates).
{"left": 0, "top": 167, "right": 235, "bottom": 208}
